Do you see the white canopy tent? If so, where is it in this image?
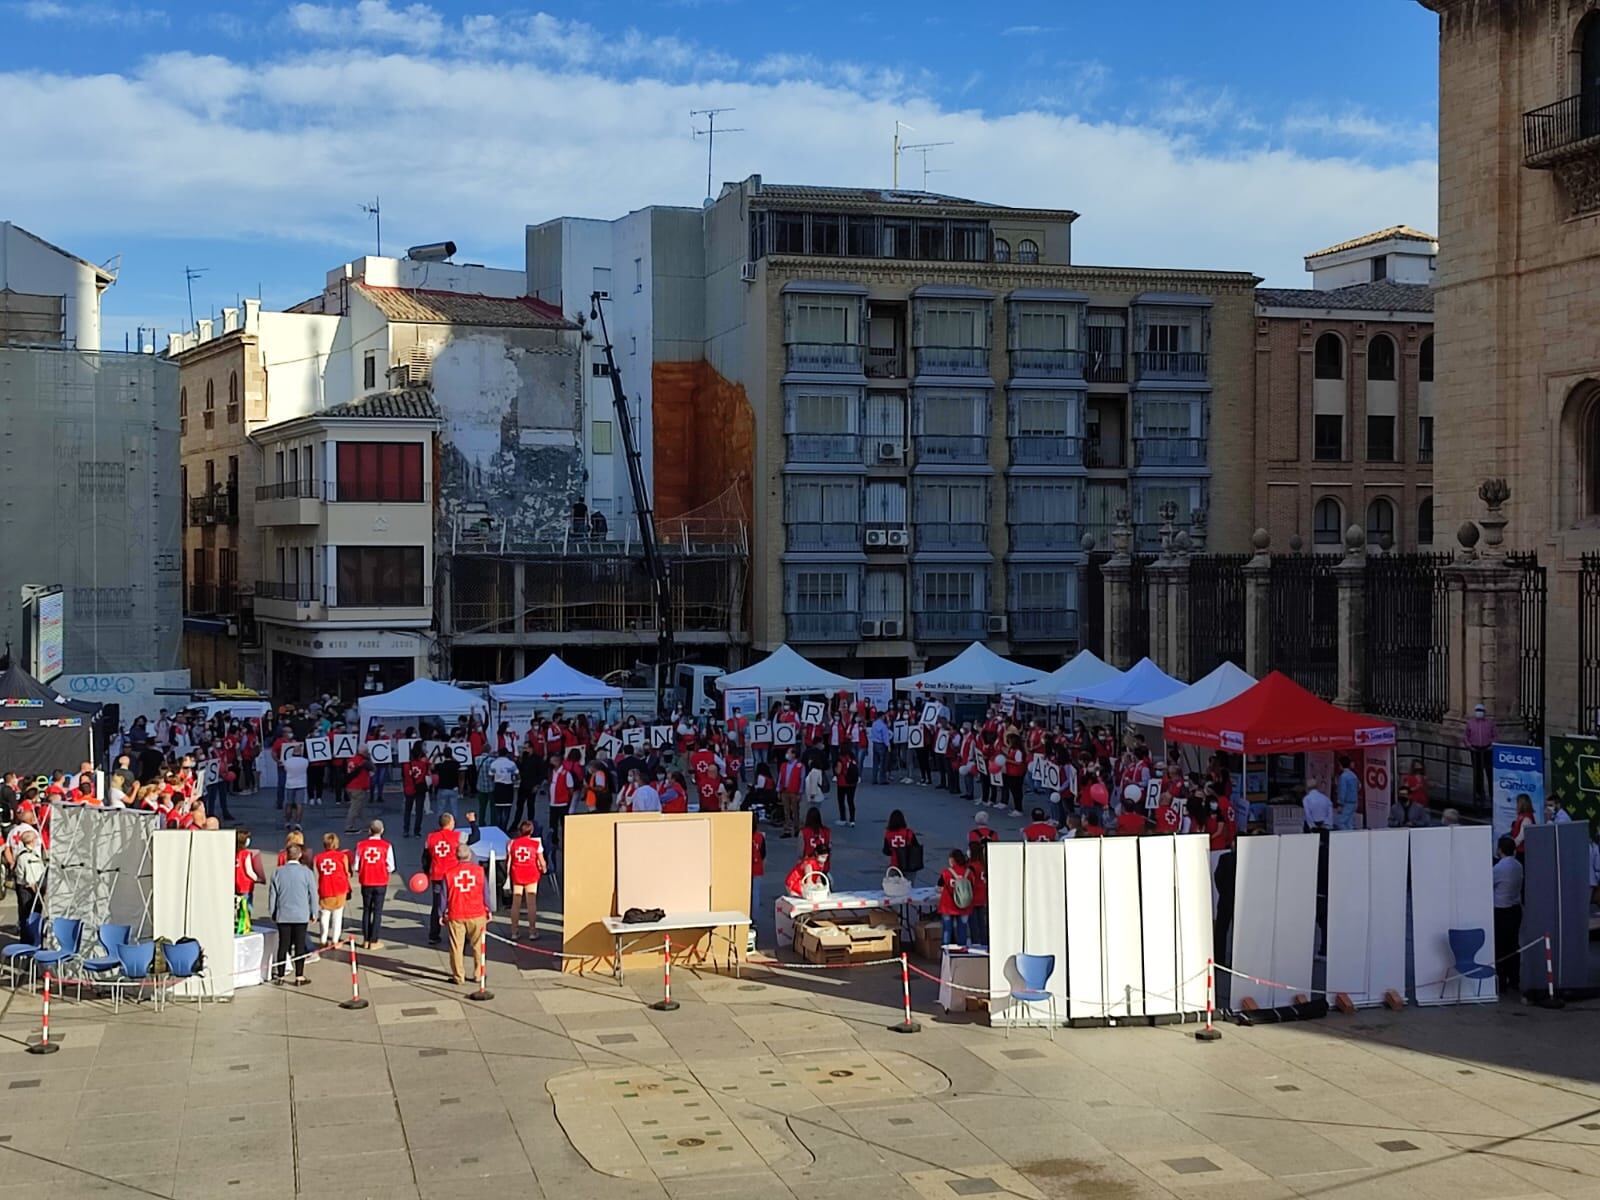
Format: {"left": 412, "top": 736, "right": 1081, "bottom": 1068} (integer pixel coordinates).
{"left": 1010, "top": 649, "right": 1123, "bottom": 706}
{"left": 714, "top": 644, "right": 857, "bottom": 698}
{"left": 1127, "top": 661, "right": 1256, "bottom": 728}
{"left": 357, "top": 678, "right": 487, "bottom": 738}
{"left": 1061, "top": 657, "right": 1185, "bottom": 712}
{"left": 490, "top": 655, "right": 622, "bottom": 704}
{"left": 896, "top": 642, "right": 1045, "bottom": 696}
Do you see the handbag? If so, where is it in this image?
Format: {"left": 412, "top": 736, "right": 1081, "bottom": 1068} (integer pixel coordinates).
{"left": 881, "top": 866, "right": 911, "bottom": 901}
{"left": 798, "top": 868, "right": 831, "bottom": 901}
{"left": 902, "top": 836, "right": 925, "bottom": 874}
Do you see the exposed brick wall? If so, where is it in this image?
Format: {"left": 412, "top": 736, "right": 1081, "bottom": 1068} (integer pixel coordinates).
{"left": 650, "top": 360, "right": 755, "bottom": 523}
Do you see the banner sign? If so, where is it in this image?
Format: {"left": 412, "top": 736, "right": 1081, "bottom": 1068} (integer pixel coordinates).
{"left": 1548, "top": 734, "right": 1600, "bottom": 823}
{"left": 1492, "top": 743, "right": 1545, "bottom": 839}
{"left": 856, "top": 679, "right": 893, "bottom": 711}
{"left": 999, "top": 693, "right": 1017, "bottom": 715}
{"left": 1360, "top": 745, "right": 1393, "bottom": 831}
{"left": 724, "top": 687, "right": 761, "bottom": 721}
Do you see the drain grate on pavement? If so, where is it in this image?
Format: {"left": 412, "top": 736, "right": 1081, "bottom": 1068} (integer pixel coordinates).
{"left": 1379, "top": 1140, "right": 1419, "bottom": 1153}
{"left": 889, "top": 1117, "right": 914, "bottom": 1126}
{"left": 946, "top": 1179, "right": 1002, "bottom": 1196}
{"left": 228, "top": 1064, "right": 250, "bottom": 1072}
{"left": 1001, "top": 1049, "right": 1045, "bottom": 1061}
{"left": 401, "top": 1007, "right": 438, "bottom": 1017}
{"left": 596, "top": 1034, "right": 638, "bottom": 1045}
{"left": 1275, "top": 1084, "right": 1300, "bottom": 1092}
{"left": 1165, "top": 1157, "right": 1221, "bottom": 1175}
{"left": 418, "top": 1048, "right": 447, "bottom": 1058}
{"left": 7, "top": 1080, "right": 40, "bottom": 1090}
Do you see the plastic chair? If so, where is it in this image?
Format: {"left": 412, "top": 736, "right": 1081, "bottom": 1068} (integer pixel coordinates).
{"left": 2, "top": 913, "right": 43, "bottom": 990}
{"left": 113, "top": 941, "right": 164, "bottom": 1012}
{"left": 1444, "top": 928, "right": 1498, "bottom": 999}
{"left": 79, "top": 924, "right": 131, "bottom": 1001}
{"left": 31, "top": 918, "right": 83, "bottom": 994}
{"left": 163, "top": 940, "right": 211, "bottom": 1007}
{"left": 1005, "top": 953, "right": 1059, "bottom": 1039}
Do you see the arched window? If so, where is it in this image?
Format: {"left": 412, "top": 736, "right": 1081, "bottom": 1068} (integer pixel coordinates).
{"left": 1313, "top": 497, "right": 1343, "bottom": 548}
{"left": 1366, "top": 497, "right": 1396, "bottom": 549}
{"left": 179, "top": 387, "right": 188, "bottom": 436}
{"left": 993, "top": 238, "right": 1011, "bottom": 264}
{"left": 1016, "top": 239, "right": 1039, "bottom": 265}
{"left": 227, "top": 371, "right": 239, "bottom": 423}
{"left": 1582, "top": 14, "right": 1600, "bottom": 137}
{"left": 1561, "top": 381, "right": 1600, "bottom": 525}
{"left": 203, "top": 380, "right": 215, "bottom": 428}
{"left": 1314, "top": 332, "right": 1344, "bottom": 380}
{"left": 1418, "top": 497, "right": 1434, "bottom": 545}
{"left": 1419, "top": 335, "right": 1434, "bottom": 383}
{"left": 1367, "top": 334, "right": 1396, "bottom": 381}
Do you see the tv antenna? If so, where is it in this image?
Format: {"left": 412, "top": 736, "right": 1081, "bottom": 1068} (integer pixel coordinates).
{"left": 359, "top": 197, "right": 382, "bottom": 256}
{"left": 183, "top": 266, "right": 208, "bottom": 329}
{"left": 892, "top": 120, "right": 916, "bottom": 188}
{"left": 900, "top": 141, "right": 954, "bottom": 190}
{"left": 691, "top": 108, "right": 744, "bottom": 201}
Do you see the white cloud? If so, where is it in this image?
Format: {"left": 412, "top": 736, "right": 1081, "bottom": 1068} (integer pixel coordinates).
{"left": 1282, "top": 107, "right": 1437, "bottom": 156}
{"left": 287, "top": 1, "right": 445, "bottom": 50}
{"left": 14, "top": 0, "right": 167, "bottom": 25}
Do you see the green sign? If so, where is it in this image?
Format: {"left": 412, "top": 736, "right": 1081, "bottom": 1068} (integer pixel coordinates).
{"left": 1547, "top": 734, "right": 1600, "bottom": 822}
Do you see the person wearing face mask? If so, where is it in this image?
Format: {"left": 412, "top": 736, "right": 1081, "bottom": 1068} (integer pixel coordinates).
{"left": 777, "top": 748, "right": 805, "bottom": 837}
{"left": 234, "top": 828, "right": 261, "bottom": 934}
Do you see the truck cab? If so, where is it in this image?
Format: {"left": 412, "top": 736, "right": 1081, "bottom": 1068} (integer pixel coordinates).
{"left": 674, "top": 663, "right": 726, "bottom": 717}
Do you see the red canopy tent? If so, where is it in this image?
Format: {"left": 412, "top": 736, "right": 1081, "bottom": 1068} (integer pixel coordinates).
{"left": 1163, "top": 670, "right": 1395, "bottom": 754}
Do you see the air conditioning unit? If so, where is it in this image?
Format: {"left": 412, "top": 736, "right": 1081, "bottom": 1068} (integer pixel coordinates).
{"left": 865, "top": 529, "right": 889, "bottom": 547}
{"left": 886, "top": 528, "right": 911, "bottom": 548}
{"left": 859, "top": 619, "right": 882, "bottom": 638}
{"left": 740, "top": 261, "right": 758, "bottom": 283}
{"left": 876, "top": 441, "right": 904, "bottom": 464}
{"left": 987, "top": 615, "right": 1009, "bottom": 634}
{"left": 881, "top": 619, "right": 904, "bottom": 638}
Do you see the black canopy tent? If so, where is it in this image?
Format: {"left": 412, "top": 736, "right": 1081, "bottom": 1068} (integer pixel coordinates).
{"left": 0, "top": 665, "right": 97, "bottom": 779}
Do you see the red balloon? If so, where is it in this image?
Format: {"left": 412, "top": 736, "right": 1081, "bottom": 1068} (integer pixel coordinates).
{"left": 408, "top": 872, "right": 429, "bottom": 894}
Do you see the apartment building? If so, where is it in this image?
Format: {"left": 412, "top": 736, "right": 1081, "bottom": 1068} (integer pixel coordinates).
{"left": 1253, "top": 227, "right": 1436, "bottom": 553}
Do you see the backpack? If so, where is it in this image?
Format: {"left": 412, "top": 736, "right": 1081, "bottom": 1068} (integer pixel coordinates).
{"left": 902, "top": 835, "right": 925, "bottom": 874}
{"left": 949, "top": 869, "right": 974, "bottom": 909}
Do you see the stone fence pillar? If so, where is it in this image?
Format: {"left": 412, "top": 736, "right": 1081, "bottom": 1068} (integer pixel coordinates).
{"left": 1102, "top": 509, "right": 1135, "bottom": 669}
{"left": 1443, "top": 519, "right": 1524, "bottom": 737}
{"left": 1242, "top": 529, "right": 1272, "bottom": 679}
{"left": 1335, "top": 526, "right": 1366, "bottom": 711}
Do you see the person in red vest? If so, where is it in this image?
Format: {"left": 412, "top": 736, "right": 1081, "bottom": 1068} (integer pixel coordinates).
{"left": 424, "top": 813, "right": 464, "bottom": 945}
{"left": 443, "top": 842, "right": 488, "bottom": 986}
{"left": 313, "top": 832, "right": 353, "bottom": 947}
{"left": 1080, "top": 807, "right": 1107, "bottom": 837}
{"left": 1150, "top": 798, "right": 1181, "bottom": 835}
{"left": 1115, "top": 790, "right": 1149, "bottom": 836}
{"left": 234, "top": 828, "right": 261, "bottom": 932}
{"left": 777, "top": 748, "right": 804, "bottom": 837}
{"left": 690, "top": 742, "right": 721, "bottom": 812}
{"left": 507, "top": 820, "right": 547, "bottom": 941}
{"left": 401, "top": 744, "right": 430, "bottom": 839}
{"left": 967, "top": 840, "right": 989, "bottom": 945}
{"left": 354, "top": 820, "right": 395, "bottom": 949}
{"left": 659, "top": 771, "right": 689, "bottom": 814}
{"left": 883, "top": 809, "right": 919, "bottom": 882}
{"left": 967, "top": 809, "right": 999, "bottom": 851}
{"left": 1021, "top": 808, "right": 1057, "bottom": 843}
{"left": 549, "top": 749, "right": 584, "bottom": 848}
{"left": 799, "top": 806, "right": 832, "bottom": 869}
{"left": 937, "top": 849, "right": 974, "bottom": 948}
{"left": 750, "top": 826, "right": 766, "bottom": 937}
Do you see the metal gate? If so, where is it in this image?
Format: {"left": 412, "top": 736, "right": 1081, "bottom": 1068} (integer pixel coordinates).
{"left": 1081, "top": 552, "right": 1108, "bottom": 659}
{"left": 1268, "top": 554, "right": 1337, "bottom": 699}
{"left": 1188, "top": 554, "right": 1248, "bottom": 678}
{"left": 1508, "top": 552, "right": 1546, "bottom": 746}
{"left": 1129, "top": 553, "right": 1152, "bottom": 663}
{"left": 1580, "top": 553, "right": 1600, "bottom": 734}
{"left": 1363, "top": 553, "right": 1451, "bottom": 723}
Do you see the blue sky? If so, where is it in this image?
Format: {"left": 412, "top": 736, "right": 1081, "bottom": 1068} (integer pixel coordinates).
{"left": 2, "top": 0, "right": 1441, "bottom": 351}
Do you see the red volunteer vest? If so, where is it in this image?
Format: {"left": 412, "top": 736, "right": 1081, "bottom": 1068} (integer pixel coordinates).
{"left": 426, "top": 829, "right": 460, "bottom": 881}
{"left": 355, "top": 838, "right": 392, "bottom": 887}
{"left": 314, "top": 849, "right": 351, "bottom": 900}
{"left": 445, "top": 863, "right": 488, "bottom": 920}
{"left": 508, "top": 836, "right": 543, "bottom": 887}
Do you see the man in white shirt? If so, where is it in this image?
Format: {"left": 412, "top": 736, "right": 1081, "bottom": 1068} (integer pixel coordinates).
{"left": 1492, "top": 836, "right": 1524, "bottom": 992}
{"left": 489, "top": 753, "right": 518, "bottom": 830}
{"left": 630, "top": 771, "right": 662, "bottom": 813}
{"left": 1301, "top": 783, "right": 1334, "bottom": 831}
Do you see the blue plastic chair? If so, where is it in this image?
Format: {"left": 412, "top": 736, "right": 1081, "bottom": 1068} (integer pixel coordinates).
{"left": 1005, "top": 953, "right": 1058, "bottom": 1039}
{"left": 3, "top": 913, "right": 43, "bottom": 989}
{"left": 31, "top": 918, "right": 83, "bottom": 993}
{"left": 163, "top": 940, "right": 211, "bottom": 1007}
{"left": 78, "top": 923, "right": 130, "bottom": 1001}
{"left": 1444, "top": 928, "right": 1498, "bottom": 999}
{"left": 114, "top": 941, "right": 163, "bottom": 1012}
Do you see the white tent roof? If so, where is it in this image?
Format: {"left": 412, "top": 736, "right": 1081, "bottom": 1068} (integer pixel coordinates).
{"left": 714, "top": 645, "right": 857, "bottom": 698}
{"left": 357, "top": 678, "right": 487, "bottom": 735}
{"left": 1128, "top": 661, "right": 1256, "bottom": 728}
{"left": 896, "top": 642, "right": 1045, "bottom": 696}
{"left": 490, "top": 655, "right": 622, "bottom": 703}
{"left": 1061, "top": 657, "right": 1186, "bottom": 712}
{"left": 1010, "top": 649, "right": 1123, "bottom": 705}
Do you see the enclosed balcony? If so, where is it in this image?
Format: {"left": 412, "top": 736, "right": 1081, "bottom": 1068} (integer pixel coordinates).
{"left": 1008, "top": 522, "right": 1082, "bottom": 552}
{"left": 1010, "top": 347, "right": 1086, "bottom": 377}
{"left": 785, "top": 433, "right": 862, "bottom": 465}
{"left": 916, "top": 346, "right": 989, "bottom": 376}
{"left": 1134, "top": 350, "right": 1209, "bottom": 382}
{"left": 1008, "top": 434, "right": 1083, "bottom": 466}
{"left": 785, "top": 522, "right": 861, "bottom": 552}
{"left": 915, "top": 609, "right": 986, "bottom": 640}
{"left": 786, "top": 342, "right": 863, "bottom": 373}
{"left": 1133, "top": 436, "right": 1207, "bottom": 468}
{"left": 786, "top": 610, "right": 859, "bottom": 642}
{"left": 914, "top": 521, "right": 987, "bottom": 551}
{"left": 914, "top": 434, "right": 989, "bottom": 465}
{"left": 1010, "top": 608, "right": 1079, "bottom": 642}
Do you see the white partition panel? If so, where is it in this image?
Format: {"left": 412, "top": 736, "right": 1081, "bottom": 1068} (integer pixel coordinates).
{"left": 1326, "top": 829, "right": 1410, "bottom": 1006}
{"left": 1173, "top": 835, "right": 1215, "bottom": 1013}
{"left": 1138, "top": 837, "right": 1180, "bottom": 1017}
{"left": 1063, "top": 839, "right": 1105, "bottom": 1019}
{"left": 1271, "top": 834, "right": 1320, "bottom": 1006}
{"left": 1447, "top": 824, "right": 1497, "bottom": 1005}
{"left": 1020, "top": 842, "right": 1067, "bottom": 1024}
{"left": 986, "top": 843, "right": 1026, "bottom": 1026}
{"left": 1100, "top": 838, "right": 1145, "bottom": 1020}
{"left": 1230, "top": 837, "right": 1280, "bottom": 1009}
{"left": 1409, "top": 827, "right": 1454, "bottom": 1006}
{"left": 152, "top": 830, "right": 237, "bottom": 999}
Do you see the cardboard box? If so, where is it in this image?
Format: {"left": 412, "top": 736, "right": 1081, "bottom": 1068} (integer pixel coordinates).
{"left": 795, "top": 918, "right": 898, "bottom": 966}
{"left": 912, "top": 918, "right": 943, "bottom": 962}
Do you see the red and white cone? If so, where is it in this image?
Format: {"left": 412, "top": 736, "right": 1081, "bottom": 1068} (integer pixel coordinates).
{"left": 1195, "top": 956, "right": 1221, "bottom": 1041}
{"left": 27, "top": 971, "right": 60, "bottom": 1055}
{"left": 466, "top": 930, "right": 494, "bottom": 1002}
{"left": 650, "top": 933, "right": 680, "bottom": 1012}
{"left": 340, "top": 937, "right": 369, "bottom": 1010}
{"left": 889, "top": 952, "right": 921, "bottom": 1034}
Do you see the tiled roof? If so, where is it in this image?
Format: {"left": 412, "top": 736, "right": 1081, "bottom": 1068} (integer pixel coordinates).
{"left": 355, "top": 284, "right": 574, "bottom": 329}
{"left": 321, "top": 386, "right": 440, "bottom": 420}
{"left": 1307, "top": 225, "right": 1436, "bottom": 258}
{"left": 1256, "top": 281, "right": 1434, "bottom": 314}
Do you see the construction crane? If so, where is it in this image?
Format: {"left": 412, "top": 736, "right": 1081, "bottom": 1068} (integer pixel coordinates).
{"left": 587, "top": 292, "right": 674, "bottom": 714}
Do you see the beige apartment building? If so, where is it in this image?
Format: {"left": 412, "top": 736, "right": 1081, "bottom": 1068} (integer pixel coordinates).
{"left": 697, "top": 177, "right": 1257, "bottom": 674}
{"left": 1253, "top": 227, "right": 1436, "bottom": 553}
{"left": 1419, "top": 0, "right": 1600, "bottom": 729}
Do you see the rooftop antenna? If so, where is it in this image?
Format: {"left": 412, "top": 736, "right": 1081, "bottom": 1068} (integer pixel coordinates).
{"left": 892, "top": 120, "right": 915, "bottom": 188}
{"left": 691, "top": 108, "right": 744, "bottom": 201}
{"left": 183, "top": 266, "right": 208, "bottom": 329}
{"left": 359, "top": 197, "right": 382, "bottom": 256}
{"left": 901, "top": 141, "right": 954, "bottom": 190}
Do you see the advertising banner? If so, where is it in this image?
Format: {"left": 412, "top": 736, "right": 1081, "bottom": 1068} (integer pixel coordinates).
{"left": 1491, "top": 743, "right": 1545, "bottom": 839}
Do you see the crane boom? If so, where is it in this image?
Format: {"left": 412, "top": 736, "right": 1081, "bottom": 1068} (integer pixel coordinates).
{"left": 590, "top": 293, "right": 674, "bottom": 712}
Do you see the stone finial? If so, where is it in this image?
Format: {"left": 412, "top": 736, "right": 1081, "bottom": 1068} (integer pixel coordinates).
{"left": 1080, "top": 532, "right": 1097, "bottom": 553}
{"left": 1478, "top": 478, "right": 1510, "bottom": 554}
{"left": 1110, "top": 507, "right": 1133, "bottom": 558}
{"left": 1188, "top": 508, "right": 1209, "bottom": 554}
{"left": 1173, "top": 530, "right": 1192, "bottom": 557}
{"left": 1378, "top": 533, "right": 1394, "bottom": 554}
{"left": 1251, "top": 528, "right": 1270, "bottom": 552}
{"left": 1288, "top": 533, "right": 1304, "bottom": 553}
{"left": 1342, "top": 524, "right": 1366, "bottom": 562}
{"left": 1478, "top": 478, "right": 1511, "bottom": 510}
{"left": 1456, "top": 519, "right": 1481, "bottom": 562}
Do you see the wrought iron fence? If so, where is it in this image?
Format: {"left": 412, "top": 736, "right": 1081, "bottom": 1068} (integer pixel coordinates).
{"left": 1267, "top": 554, "right": 1337, "bottom": 699}
{"left": 1363, "top": 553, "right": 1451, "bottom": 723}
{"left": 1188, "top": 554, "right": 1248, "bottom": 678}
{"left": 1129, "top": 553, "right": 1152, "bottom": 663}
{"left": 1580, "top": 553, "right": 1600, "bottom": 734}
{"left": 1508, "top": 552, "right": 1546, "bottom": 746}
{"left": 1081, "top": 552, "right": 1107, "bottom": 658}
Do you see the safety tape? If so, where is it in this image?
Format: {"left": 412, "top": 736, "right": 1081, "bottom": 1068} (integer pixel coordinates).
{"left": 481, "top": 927, "right": 668, "bottom": 962}
{"left": 1213, "top": 935, "right": 1550, "bottom": 1000}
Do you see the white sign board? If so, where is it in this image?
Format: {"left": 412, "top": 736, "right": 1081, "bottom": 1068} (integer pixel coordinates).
{"left": 934, "top": 730, "right": 949, "bottom": 754}
{"left": 920, "top": 702, "right": 940, "bottom": 726}
{"left": 365, "top": 740, "right": 393, "bottom": 765}
{"left": 750, "top": 721, "right": 773, "bottom": 746}
{"left": 773, "top": 723, "right": 798, "bottom": 747}
{"left": 305, "top": 736, "right": 332, "bottom": 764}
{"left": 621, "top": 726, "right": 645, "bottom": 749}
{"left": 331, "top": 732, "right": 358, "bottom": 759}
{"left": 908, "top": 726, "right": 925, "bottom": 749}
{"left": 893, "top": 720, "right": 909, "bottom": 744}
{"left": 596, "top": 733, "right": 621, "bottom": 759}
{"left": 650, "top": 725, "right": 672, "bottom": 749}
{"left": 447, "top": 741, "right": 472, "bottom": 767}
{"left": 1044, "top": 761, "right": 1062, "bottom": 792}
{"left": 724, "top": 687, "right": 761, "bottom": 720}
{"left": 856, "top": 678, "right": 893, "bottom": 711}
{"left": 800, "top": 699, "right": 826, "bottom": 726}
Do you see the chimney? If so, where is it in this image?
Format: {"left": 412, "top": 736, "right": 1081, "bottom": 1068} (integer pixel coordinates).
{"left": 222, "top": 307, "right": 239, "bottom": 334}
{"left": 197, "top": 318, "right": 213, "bottom": 343}
{"left": 243, "top": 297, "right": 261, "bottom": 333}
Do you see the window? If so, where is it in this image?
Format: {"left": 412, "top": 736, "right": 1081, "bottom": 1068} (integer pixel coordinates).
{"left": 792, "top": 570, "right": 850, "bottom": 612}
{"left": 592, "top": 361, "right": 612, "bottom": 377}
{"left": 588, "top": 420, "right": 613, "bottom": 455}
{"left": 1145, "top": 323, "right": 1190, "bottom": 354}
{"left": 1016, "top": 308, "right": 1070, "bottom": 351}
{"left": 1418, "top": 414, "right": 1434, "bottom": 461}
{"left": 633, "top": 257, "right": 643, "bottom": 291}
{"left": 951, "top": 223, "right": 988, "bottom": 262}
{"left": 227, "top": 455, "right": 238, "bottom": 490}
{"left": 919, "top": 568, "right": 982, "bottom": 613}
{"left": 773, "top": 214, "right": 806, "bottom": 254}
{"left": 180, "top": 466, "right": 188, "bottom": 525}
{"left": 274, "top": 450, "right": 285, "bottom": 483}
{"left": 1418, "top": 497, "right": 1434, "bottom": 545}
{"left": 227, "top": 371, "right": 239, "bottom": 422}
{"left": 203, "top": 380, "right": 215, "bottom": 428}
{"left": 1366, "top": 414, "right": 1396, "bottom": 461}
{"left": 993, "top": 238, "right": 1011, "bottom": 264}
{"left": 864, "top": 392, "right": 906, "bottom": 441}
{"left": 1367, "top": 334, "right": 1396, "bottom": 381}
{"left": 192, "top": 547, "right": 208, "bottom": 585}
{"left": 785, "top": 478, "right": 861, "bottom": 533}
{"left": 864, "top": 480, "right": 907, "bottom": 524}
{"left": 362, "top": 353, "right": 376, "bottom": 390}
{"left": 812, "top": 214, "right": 842, "bottom": 256}
{"left": 1016, "top": 239, "right": 1040, "bottom": 265}
{"left": 914, "top": 480, "right": 987, "bottom": 546}
{"left": 1314, "top": 332, "right": 1344, "bottom": 380}
{"left": 1011, "top": 392, "right": 1072, "bottom": 436}
{"left": 1366, "top": 498, "right": 1396, "bottom": 549}
{"left": 846, "top": 216, "right": 876, "bottom": 256}
{"left": 880, "top": 219, "right": 912, "bottom": 258}
{"left": 1583, "top": 15, "right": 1600, "bottom": 135}
{"left": 179, "top": 386, "right": 188, "bottom": 436}
{"left": 789, "top": 390, "right": 853, "bottom": 433}
{"left": 1371, "top": 255, "right": 1388, "bottom": 282}
{"left": 1419, "top": 335, "right": 1434, "bottom": 382}
{"left": 1562, "top": 382, "right": 1600, "bottom": 523}
{"left": 592, "top": 266, "right": 611, "bottom": 298}
{"left": 1139, "top": 396, "right": 1200, "bottom": 439}
{"left": 334, "top": 442, "right": 424, "bottom": 502}
{"left": 792, "top": 300, "right": 850, "bottom": 345}
{"left": 917, "top": 391, "right": 985, "bottom": 435}
{"left": 863, "top": 569, "right": 905, "bottom": 619}
{"left": 336, "top": 546, "right": 425, "bottom": 607}
{"left": 920, "top": 306, "right": 981, "bottom": 348}
{"left": 204, "top": 459, "right": 215, "bottom": 492}
{"left": 1313, "top": 498, "right": 1343, "bottom": 548}
{"left": 1314, "top": 415, "right": 1344, "bottom": 460}
{"left": 916, "top": 220, "right": 946, "bottom": 260}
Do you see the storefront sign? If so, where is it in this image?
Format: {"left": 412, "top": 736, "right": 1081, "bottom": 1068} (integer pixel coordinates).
{"left": 261, "top": 626, "right": 421, "bottom": 660}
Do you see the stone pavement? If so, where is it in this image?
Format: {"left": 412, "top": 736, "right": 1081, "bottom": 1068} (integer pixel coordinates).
{"left": 0, "top": 778, "right": 1597, "bottom": 1199}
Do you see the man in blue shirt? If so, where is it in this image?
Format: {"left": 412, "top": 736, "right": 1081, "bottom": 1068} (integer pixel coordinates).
{"left": 1334, "top": 756, "right": 1360, "bottom": 832}
{"left": 869, "top": 715, "right": 891, "bottom": 786}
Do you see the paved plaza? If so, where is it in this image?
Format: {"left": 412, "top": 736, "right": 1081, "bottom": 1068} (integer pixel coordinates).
{"left": 0, "top": 780, "right": 1597, "bottom": 1200}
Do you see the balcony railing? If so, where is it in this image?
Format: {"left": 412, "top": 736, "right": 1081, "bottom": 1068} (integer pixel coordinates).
{"left": 255, "top": 580, "right": 317, "bottom": 603}
{"left": 256, "top": 478, "right": 320, "bottom": 501}
{"left": 785, "top": 610, "right": 859, "bottom": 642}
{"left": 1008, "top": 522, "right": 1083, "bottom": 551}
{"left": 1085, "top": 351, "right": 1126, "bottom": 384}
{"left": 914, "top": 521, "right": 988, "bottom": 551}
{"left": 915, "top": 346, "right": 989, "bottom": 376}
{"left": 865, "top": 347, "right": 904, "bottom": 378}
{"left": 188, "top": 489, "right": 238, "bottom": 525}
{"left": 1009, "top": 434, "right": 1083, "bottom": 466}
{"left": 254, "top": 479, "right": 431, "bottom": 503}
{"left": 914, "top": 435, "right": 989, "bottom": 464}
{"left": 915, "top": 609, "right": 986, "bottom": 640}
{"left": 1009, "top": 347, "right": 1086, "bottom": 377}
{"left": 1418, "top": 444, "right": 1434, "bottom": 464}
{"left": 1133, "top": 436, "right": 1207, "bottom": 467}
{"left": 786, "top": 342, "right": 863, "bottom": 372}
{"left": 1010, "top": 609, "right": 1080, "bottom": 641}
{"left": 786, "top": 433, "right": 862, "bottom": 464}
{"left": 786, "top": 522, "right": 862, "bottom": 552}
{"left": 1523, "top": 92, "right": 1600, "bottom": 164}
{"left": 1083, "top": 438, "right": 1125, "bottom": 468}
{"left": 1134, "top": 351, "right": 1209, "bottom": 380}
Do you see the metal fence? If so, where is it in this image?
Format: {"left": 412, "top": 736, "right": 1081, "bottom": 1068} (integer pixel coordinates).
{"left": 1580, "top": 553, "right": 1600, "bottom": 734}
{"left": 1081, "top": 552, "right": 1107, "bottom": 659}
{"left": 1267, "top": 554, "right": 1337, "bottom": 699}
{"left": 1129, "top": 553, "right": 1152, "bottom": 663}
{"left": 1363, "top": 553, "right": 1451, "bottom": 723}
{"left": 1508, "top": 552, "right": 1546, "bottom": 746}
{"left": 1187, "top": 554, "right": 1248, "bottom": 678}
